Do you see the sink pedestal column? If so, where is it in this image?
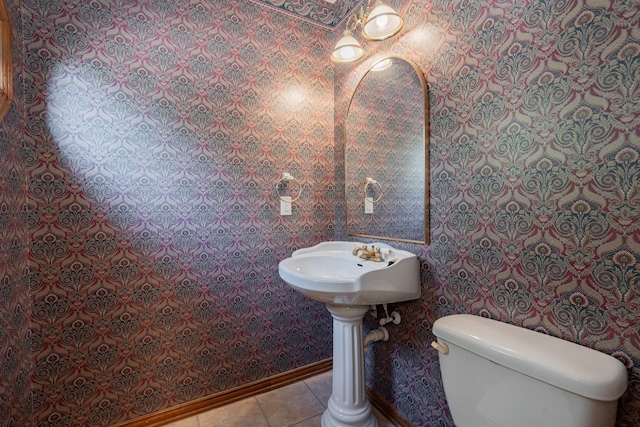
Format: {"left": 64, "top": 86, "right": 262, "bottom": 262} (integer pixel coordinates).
{"left": 322, "top": 304, "right": 377, "bottom": 427}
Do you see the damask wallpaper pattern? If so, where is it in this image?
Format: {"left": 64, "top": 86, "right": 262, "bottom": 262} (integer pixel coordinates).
{"left": 0, "top": 1, "right": 29, "bottom": 425}
{"left": 22, "top": 0, "right": 335, "bottom": 424}
{"left": 3, "top": 0, "right": 639, "bottom": 425}
{"left": 335, "top": 0, "right": 639, "bottom": 425}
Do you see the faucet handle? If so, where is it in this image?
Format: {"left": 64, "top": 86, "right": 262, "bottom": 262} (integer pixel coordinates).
{"left": 370, "top": 247, "right": 384, "bottom": 262}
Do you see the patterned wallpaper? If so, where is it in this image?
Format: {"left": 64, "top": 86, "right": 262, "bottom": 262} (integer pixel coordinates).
{"left": 21, "top": 0, "right": 334, "bottom": 424}
{"left": 334, "top": 0, "right": 640, "bottom": 425}
{"left": 0, "top": 0, "right": 31, "bottom": 425}
{"left": 4, "top": 0, "right": 639, "bottom": 426}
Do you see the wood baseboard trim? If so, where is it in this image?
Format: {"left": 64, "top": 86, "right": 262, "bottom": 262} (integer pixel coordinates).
{"left": 112, "top": 358, "right": 333, "bottom": 427}
{"left": 367, "top": 388, "right": 415, "bottom": 427}
{"left": 112, "top": 359, "right": 413, "bottom": 427}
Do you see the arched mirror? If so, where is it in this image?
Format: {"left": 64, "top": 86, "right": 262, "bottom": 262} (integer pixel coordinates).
{"left": 345, "top": 57, "right": 429, "bottom": 244}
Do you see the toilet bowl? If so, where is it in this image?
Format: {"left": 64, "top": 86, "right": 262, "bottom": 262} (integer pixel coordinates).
{"left": 432, "top": 314, "right": 628, "bottom": 427}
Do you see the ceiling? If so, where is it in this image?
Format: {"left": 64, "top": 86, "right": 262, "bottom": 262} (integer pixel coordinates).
{"left": 254, "top": 0, "right": 363, "bottom": 28}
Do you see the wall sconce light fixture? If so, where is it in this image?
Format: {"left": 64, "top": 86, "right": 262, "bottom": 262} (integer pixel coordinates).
{"left": 331, "top": 0, "right": 404, "bottom": 63}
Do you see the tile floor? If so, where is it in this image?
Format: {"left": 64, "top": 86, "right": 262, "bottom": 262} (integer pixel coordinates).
{"left": 162, "top": 370, "right": 398, "bottom": 427}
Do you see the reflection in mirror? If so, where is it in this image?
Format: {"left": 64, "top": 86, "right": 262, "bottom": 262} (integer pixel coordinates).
{"left": 345, "top": 57, "right": 429, "bottom": 244}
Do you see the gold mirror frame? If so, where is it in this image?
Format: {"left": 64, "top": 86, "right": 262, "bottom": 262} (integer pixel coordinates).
{"left": 345, "top": 56, "right": 430, "bottom": 244}
{"left": 0, "top": 0, "right": 12, "bottom": 121}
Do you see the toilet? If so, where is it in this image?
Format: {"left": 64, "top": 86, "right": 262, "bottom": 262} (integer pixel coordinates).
{"left": 432, "top": 314, "right": 628, "bottom": 427}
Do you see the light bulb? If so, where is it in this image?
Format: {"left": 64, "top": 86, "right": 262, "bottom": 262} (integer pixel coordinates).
{"left": 342, "top": 46, "right": 355, "bottom": 59}
{"left": 331, "top": 30, "right": 364, "bottom": 63}
{"left": 362, "top": 3, "right": 403, "bottom": 41}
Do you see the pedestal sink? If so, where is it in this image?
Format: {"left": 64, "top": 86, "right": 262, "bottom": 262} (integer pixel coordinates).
{"left": 278, "top": 241, "right": 420, "bottom": 427}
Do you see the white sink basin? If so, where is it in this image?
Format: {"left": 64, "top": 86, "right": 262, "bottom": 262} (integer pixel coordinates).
{"left": 279, "top": 241, "right": 421, "bottom": 426}
{"left": 278, "top": 241, "right": 420, "bottom": 305}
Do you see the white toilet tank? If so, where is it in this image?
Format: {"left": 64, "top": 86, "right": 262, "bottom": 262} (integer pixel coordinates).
{"left": 432, "top": 314, "right": 627, "bottom": 427}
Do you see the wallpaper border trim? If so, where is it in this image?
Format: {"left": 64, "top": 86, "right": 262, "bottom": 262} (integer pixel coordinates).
{"left": 247, "top": 0, "right": 337, "bottom": 29}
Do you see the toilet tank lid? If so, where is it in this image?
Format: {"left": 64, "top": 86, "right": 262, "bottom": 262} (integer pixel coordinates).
{"left": 433, "top": 314, "right": 628, "bottom": 401}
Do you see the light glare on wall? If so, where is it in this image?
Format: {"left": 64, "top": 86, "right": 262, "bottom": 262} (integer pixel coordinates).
{"left": 284, "top": 85, "right": 307, "bottom": 108}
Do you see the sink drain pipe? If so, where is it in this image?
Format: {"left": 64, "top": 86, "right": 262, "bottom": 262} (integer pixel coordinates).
{"left": 364, "top": 326, "right": 389, "bottom": 354}
{"left": 364, "top": 304, "right": 402, "bottom": 354}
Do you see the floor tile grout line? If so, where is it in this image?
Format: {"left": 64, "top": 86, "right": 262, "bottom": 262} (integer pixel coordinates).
{"left": 162, "top": 371, "right": 398, "bottom": 427}
{"left": 302, "top": 379, "right": 328, "bottom": 425}
{"left": 290, "top": 413, "right": 323, "bottom": 427}
{"left": 303, "top": 377, "right": 328, "bottom": 409}
{"left": 252, "top": 395, "right": 272, "bottom": 427}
